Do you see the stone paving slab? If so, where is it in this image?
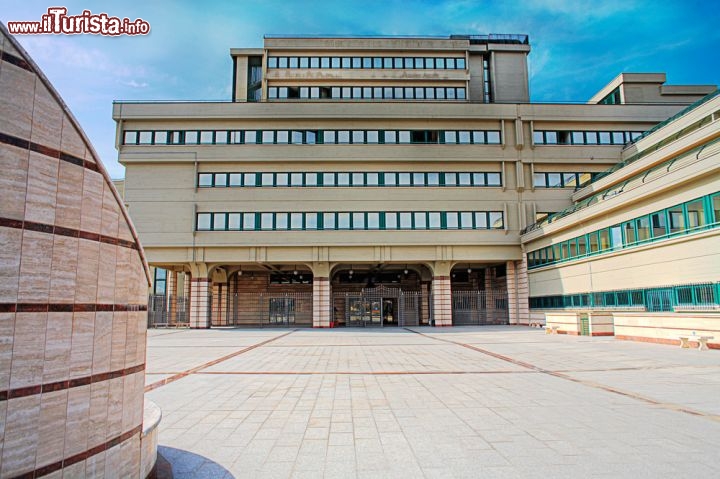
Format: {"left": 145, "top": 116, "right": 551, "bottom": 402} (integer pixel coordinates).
{"left": 145, "top": 327, "right": 720, "bottom": 478}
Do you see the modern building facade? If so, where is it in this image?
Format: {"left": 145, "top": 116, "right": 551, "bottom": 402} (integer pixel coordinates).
{"left": 114, "top": 34, "right": 716, "bottom": 335}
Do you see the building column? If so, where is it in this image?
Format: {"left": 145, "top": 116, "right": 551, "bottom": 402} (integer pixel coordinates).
{"left": 432, "top": 261, "right": 452, "bottom": 326}
{"left": 312, "top": 262, "right": 331, "bottom": 327}
{"left": 167, "top": 270, "right": 178, "bottom": 324}
{"left": 506, "top": 259, "right": 530, "bottom": 325}
{"left": 189, "top": 263, "right": 211, "bottom": 329}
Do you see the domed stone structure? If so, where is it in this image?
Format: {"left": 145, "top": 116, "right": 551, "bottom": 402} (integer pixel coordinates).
{"left": 0, "top": 23, "right": 156, "bottom": 477}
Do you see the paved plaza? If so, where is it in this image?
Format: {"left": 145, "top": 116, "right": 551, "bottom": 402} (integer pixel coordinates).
{"left": 145, "top": 327, "right": 720, "bottom": 478}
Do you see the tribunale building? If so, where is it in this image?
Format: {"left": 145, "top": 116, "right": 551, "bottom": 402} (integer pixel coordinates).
{"left": 114, "top": 34, "right": 719, "bottom": 344}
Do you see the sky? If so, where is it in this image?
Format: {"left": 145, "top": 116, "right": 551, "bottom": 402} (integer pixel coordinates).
{"left": 1, "top": 0, "right": 718, "bottom": 179}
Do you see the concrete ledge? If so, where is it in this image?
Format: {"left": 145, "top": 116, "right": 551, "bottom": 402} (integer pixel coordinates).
{"left": 141, "top": 399, "right": 163, "bottom": 479}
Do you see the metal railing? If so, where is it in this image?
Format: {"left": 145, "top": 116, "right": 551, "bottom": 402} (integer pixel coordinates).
{"left": 147, "top": 295, "right": 190, "bottom": 328}
{"left": 530, "top": 282, "right": 720, "bottom": 312}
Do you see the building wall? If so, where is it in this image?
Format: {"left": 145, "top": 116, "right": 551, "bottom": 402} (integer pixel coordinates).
{"left": 0, "top": 24, "right": 152, "bottom": 477}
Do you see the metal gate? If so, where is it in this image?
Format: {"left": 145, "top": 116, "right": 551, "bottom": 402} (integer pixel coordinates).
{"left": 147, "top": 294, "right": 190, "bottom": 328}
{"left": 334, "top": 286, "right": 431, "bottom": 327}
{"left": 452, "top": 290, "right": 509, "bottom": 325}
{"left": 221, "top": 291, "right": 313, "bottom": 327}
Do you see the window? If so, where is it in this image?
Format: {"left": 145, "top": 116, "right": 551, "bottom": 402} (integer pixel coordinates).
{"left": 429, "top": 212, "right": 441, "bottom": 228}
{"left": 198, "top": 173, "right": 213, "bottom": 187}
{"left": 243, "top": 213, "right": 256, "bottom": 230}
{"left": 261, "top": 213, "right": 273, "bottom": 230}
{"left": 367, "top": 212, "right": 380, "bottom": 229}
{"left": 353, "top": 212, "right": 365, "bottom": 229}
{"left": 290, "top": 213, "right": 303, "bottom": 230}
{"left": 338, "top": 213, "right": 350, "bottom": 229}
{"left": 610, "top": 225, "right": 623, "bottom": 249}
{"left": 668, "top": 206, "right": 685, "bottom": 234}
{"left": 624, "top": 222, "right": 636, "bottom": 245}
{"left": 414, "top": 212, "right": 427, "bottom": 229}
{"left": 650, "top": 212, "right": 667, "bottom": 238}
{"left": 153, "top": 268, "right": 166, "bottom": 295}
{"left": 197, "top": 213, "right": 211, "bottom": 230}
{"left": 214, "top": 173, "right": 228, "bottom": 187}
{"left": 228, "top": 213, "right": 241, "bottom": 230}
{"left": 588, "top": 232, "right": 599, "bottom": 253}
{"left": 636, "top": 216, "right": 650, "bottom": 242}
{"left": 276, "top": 213, "right": 288, "bottom": 230}
{"left": 446, "top": 212, "right": 458, "bottom": 229}
{"left": 323, "top": 213, "right": 335, "bottom": 229}
{"left": 686, "top": 200, "right": 706, "bottom": 229}
{"left": 489, "top": 212, "right": 503, "bottom": 229}
{"left": 306, "top": 213, "right": 318, "bottom": 230}
{"left": 399, "top": 212, "right": 412, "bottom": 229}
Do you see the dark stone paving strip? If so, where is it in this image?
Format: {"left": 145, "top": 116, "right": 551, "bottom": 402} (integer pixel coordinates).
{"left": 144, "top": 330, "right": 296, "bottom": 392}
{"left": 406, "top": 328, "right": 720, "bottom": 422}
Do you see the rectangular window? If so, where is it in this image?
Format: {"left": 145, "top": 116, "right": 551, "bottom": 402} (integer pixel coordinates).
{"left": 197, "top": 213, "right": 211, "bottom": 230}
{"left": 306, "top": 213, "right": 318, "bottom": 230}
{"left": 398, "top": 173, "right": 411, "bottom": 186}
{"left": 275, "top": 213, "right": 288, "bottom": 230}
{"left": 460, "top": 212, "right": 473, "bottom": 229}
{"left": 384, "top": 172, "right": 397, "bottom": 186}
{"left": 398, "top": 131, "right": 411, "bottom": 143}
{"left": 291, "top": 131, "right": 303, "bottom": 144}
{"left": 352, "top": 131, "right": 364, "bottom": 143}
{"left": 200, "top": 131, "right": 214, "bottom": 144}
{"left": 686, "top": 200, "right": 706, "bottom": 229}
{"left": 366, "top": 173, "right": 379, "bottom": 186}
{"left": 598, "top": 229, "right": 611, "bottom": 250}
{"left": 244, "top": 130, "right": 257, "bottom": 143}
{"left": 458, "top": 173, "right": 471, "bottom": 186}
{"left": 352, "top": 212, "right": 365, "bottom": 229}
{"left": 243, "top": 173, "right": 256, "bottom": 186}
{"left": 577, "top": 235, "right": 587, "bottom": 255}
{"left": 214, "top": 173, "right": 228, "bottom": 187}
{"left": 261, "top": 213, "right": 274, "bottom": 230}
{"left": 290, "top": 213, "right": 303, "bottom": 229}
{"left": 338, "top": 212, "right": 350, "bottom": 229}
{"left": 212, "top": 213, "right": 226, "bottom": 230}
{"left": 668, "top": 206, "right": 685, "bottom": 234}
{"left": 289, "top": 57, "right": 299, "bottom": 68}
{"left": 458, "top": 131, "right": 471, "bottom": 144}
{"left": 427, "top": 173, "right": 440, "bottom": 186}
{"left": 713, "top": 194, "right": 720, "bottom": 223}
{"left": 563, "top": 173, "right": 577, "bottom": 188}
{"left": 276, "top": 173, "right": 288, "bottom": 186}
{"left": 276, "top": 131, "right": 289, "bottom": 144}
{"left": 310, "top": 57, "right": 319, "bottom": 68}
{"left": 544, "top": 131, "right": 557, "bottom": 144}
{"left": 489, "top": 212, "right": 503, "bottom": 229}
{"left": 486, "top": 173, "right": 501, "bottom": 186}
{"left": 636, "top": 216, "right": 650, "bottom": 241}
{"left": 154, "top": 131, "right": 168, "bottom": 144}
{"left": 414, "top": 212, "right": 427, "bottom": 229}
{"left": 228, "top": 213, "right": 241, "bottom": 230}
{"left": 547, "top": 173, "right": 562, "bottom": 188}
{"left": 445, "top": 173, "right": 457, "bottom": 186}
{"left": 321, "top": 57, "right": 330, "bottom": 68}
{"left": 399, "top": 212, "right": 412, "bottom": 229}
{"left": 429, "top": 212, "right": 441, "bottom": 228}
{"left": 444, "top": 131, "right": 457, "bottom": 144}
{"left": 624, "top": 222, "right": 636, "bottom": 245}
{"left": 366, "top": 131, "right": 379, "bottom": 143}
{"left": 446, "top": 212, "right": 459, "bottom": 229}
{"left": 568, "top": 239, "right": 577, "bottom": 258}
{"left": 413, "top": 172, "right": 425, "bottom": 186}
{"left": 588, "top": 232, "right": 599, "bottom": 252}
{"left": 474, "top": 212, "right": 487, "bottom": 229}
{"left": 385, "top": 212, "right": 397, "bottom": 229}
{"left": 261, "top": 173, "right": 274, "bottom": 186}
{"left": 305, "top": 173, "right": 318, "bottom": 186}
{"left": 243, "top": 213, "right": 256, "bottom": 230}
{"left": 262, "top": 131, "right": 274, "bottom": 144}
{"left": 185, "top": 131, "right": 199, "bottom": 144}
{"left": 337, "top": 173, "right": 350, "bottom": 186}
{"left": 572, "top": 132, "right": 584, "bottom": 144}
{"left": 229, "top": 173, "right": 242, "bottom": 186}
{"left": 323, "top": 212, "right": 335, "bottom": 229}
{"left": 351, "top": 173, "right": 364, "bottom": 186}
{"left": 533, "top": 173, "right": 546, "bottom": 187}
{"left": 290, "top": 173, "right": 303, "bottom": 186}
{"left": 367, "top": 212, "right": 380, "bottom": 229}
{"left": 198, "top": 173, "right": 213, "bottom": 187}
{"left": 384, "top": 131, "right": 397, "bottom": 143}
{"left": 337, "top": 130, "right": 350, "bottom": 143}
{"left": 651, "top": 212, "right": 667, "bottom": 238}
{"left": 610, "top": 225, "right": 623, "bottom": 249}
{"left": 138, "top": 131, "right": 153, "bottom": 144}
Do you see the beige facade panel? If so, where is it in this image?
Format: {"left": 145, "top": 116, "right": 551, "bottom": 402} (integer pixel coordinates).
{"left": 528, "top": 232, "right": 719, "bottom": 296}
{"left": 490, "top": 52, "right": 529, "bottom": 103}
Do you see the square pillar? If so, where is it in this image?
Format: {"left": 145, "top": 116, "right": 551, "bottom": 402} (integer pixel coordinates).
{"left": 432, "top": 276, "right": 452, "bottom": 326}
{"left": 167, "top": 271, "right": 178, "bottom": 324}
{"left": 190, "top": 278, "right": 211, "bottom": 329}
{"left": 507, "top": 259, "right": 529, "bottom": 325}
{"left": 313, "top": 277, "right": 331, "bottom": 327}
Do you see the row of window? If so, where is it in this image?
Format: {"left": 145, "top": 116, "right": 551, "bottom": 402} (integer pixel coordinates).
{"left": 267, "top": 56, "right": 467, "bottom": 70}
{"left": 533, "top": 130, "right": 643, "bottom": 145}
{"left": 532, "top": 172, "right": 596, "bottom": 189}
{"left": 196, "top": 211, "right": 504, "bottom": 231}
{"left": 530, "top": 282, "right": 719, "bottom": 312}
{"left": 122, "top": 129, "right": 502, "bottom": 146}
{"left": 527, "top": 193, "right": 720, "bottom": 269}
{"left": 267, "top": 86, "right": 467, "bottom": 100}
{"left": 197, "top": 171, "right": 502, "bottom": 188}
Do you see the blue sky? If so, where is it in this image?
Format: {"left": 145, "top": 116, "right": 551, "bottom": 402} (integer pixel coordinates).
{"left": 2, "top": 0, "right": 718, "bottom": 179}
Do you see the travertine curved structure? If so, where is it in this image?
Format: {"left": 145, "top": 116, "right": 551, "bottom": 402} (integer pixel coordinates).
{"left": 0, "top": 23, "right": 152, "bottom": 477}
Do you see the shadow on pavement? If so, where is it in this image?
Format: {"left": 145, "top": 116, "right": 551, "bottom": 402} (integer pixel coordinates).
{"left": 152, "top": 445, "right": 235, "bottom": 479}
